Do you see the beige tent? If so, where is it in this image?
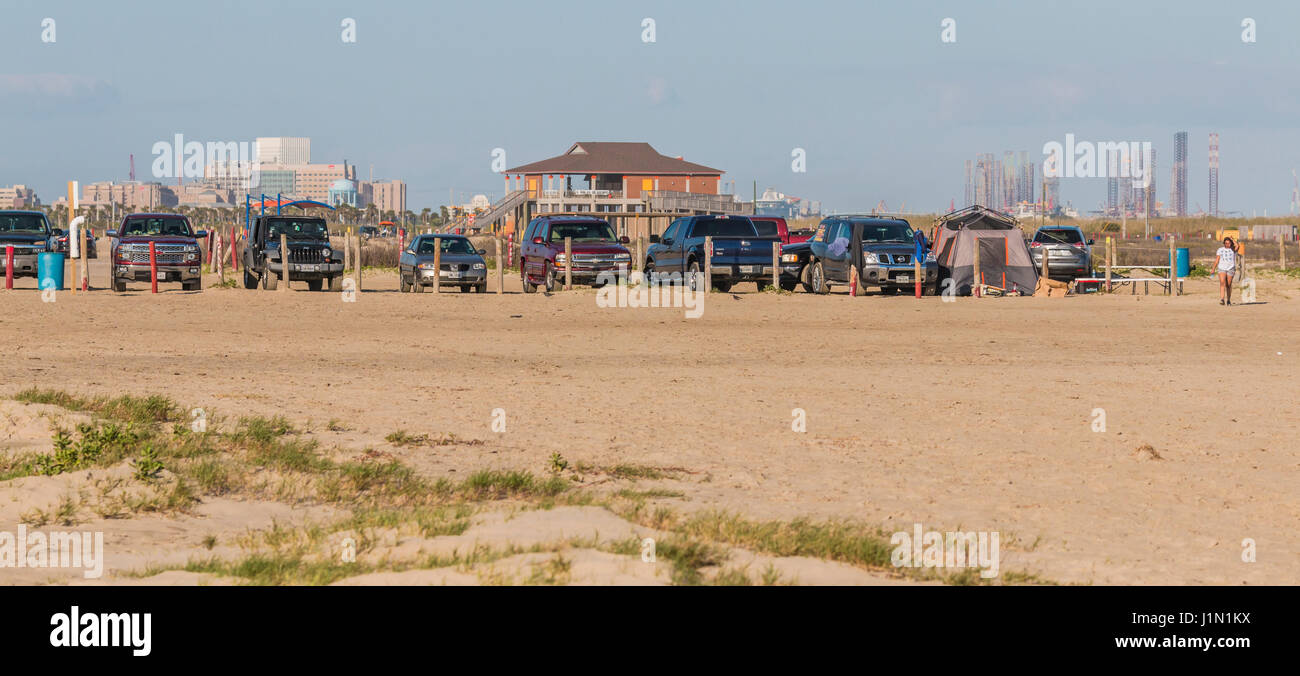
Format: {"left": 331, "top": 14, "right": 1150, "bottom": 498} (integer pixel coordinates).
{"left": 932, "top": 206, "right": 1037, "bottom": 295}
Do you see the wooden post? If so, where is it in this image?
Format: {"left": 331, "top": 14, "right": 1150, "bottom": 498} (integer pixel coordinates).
{"left": 1171, "top": 236, "right": 1178, "bottom": 295}
{"left": 973, "top": 238, "right": 982, "bottom": 298}
{"left": 496, "top": 237, "right": 503, "bottom": 295}
{"left": 80, "top": 228, "right": 88, "bottom": 291}
{"left": 280, "top": 233, "right": 289, "bottom": 292}
{"left": 703, "top": 235, "right": 712, "bottom": 292}
{"left": 343, "top": 231, "right": 351, "bottom": 274}
{"left": 636, "top": 237, "right": 644, "bottom": 272}
{"left": 849, "top": 265, "right": 858, "bottom": 297}
{"left": 1104, "top": 236, "right": 1112, "bottom": 293}
{"left": 149, "top": 241, "right": 158, "bottom": 294}
{"left": 354, "top": 232, "right": 362, "bottom": 292}
{"left": 771, "top": 242, "right": 780, "bottom": 291}
{"left": 432, "top": 236, "right": 442, "bottom": 294}
{"left": 564, "top": 236, "right": 572, "bottom": 290}
{"left": 1280, "top": 237, "right": 1286, "bottom": 270}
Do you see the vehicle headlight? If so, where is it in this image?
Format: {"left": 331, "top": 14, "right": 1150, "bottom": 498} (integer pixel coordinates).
{"left": 614, "top": 253, "right": 631, "bottom": 261}
{"left": 472, "top": 263, "right": 485, "bottom": 270}
{"left": 555, "top": 254, "right": 566, "bottom": 264}
{"left": 781, "top": 253, "right": 799, "bottom": 263}
{"left": 418, "top": 262, "right": 438, "bottom": 270}
{"left": 864, "top": 253, "right": 879, "bottom": 264}
{"left": 323, "top": 248, "right": 332, "bottom": 258}
{"left": 925, "top": 252, "right": 936, "bottom": 263}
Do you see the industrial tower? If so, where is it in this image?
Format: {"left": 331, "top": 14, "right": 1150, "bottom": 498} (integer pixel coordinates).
{"left": 1208, "top": 133, "right": 1219, "bottom": 217}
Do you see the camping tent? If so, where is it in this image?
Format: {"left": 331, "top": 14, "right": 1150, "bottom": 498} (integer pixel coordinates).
{"left": 932, "top": 205, "right": 1037, "bottom": 295}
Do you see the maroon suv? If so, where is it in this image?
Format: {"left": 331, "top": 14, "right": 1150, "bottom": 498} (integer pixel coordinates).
{"left": 519, "top": 216, "right": 631, "bottom": 292}
{"left": 108, "top": 213, "right": 207, "bottom": 292}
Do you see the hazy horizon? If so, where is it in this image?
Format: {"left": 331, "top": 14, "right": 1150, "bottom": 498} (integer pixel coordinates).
{"left": 3, "top": 0, "right": 1299, "bottom": 216}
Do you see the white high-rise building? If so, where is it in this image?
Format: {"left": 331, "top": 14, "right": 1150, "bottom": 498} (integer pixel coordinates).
{"left": 256, "top": 137, "right": 311, "bottom": 166}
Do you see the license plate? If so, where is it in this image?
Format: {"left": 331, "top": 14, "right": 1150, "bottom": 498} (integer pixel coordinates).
{"left": 1049, "top": 249, "right": 1071, "bottom": 257}
{"left": 897, "top": 275, "right": 910, "bottom": 283}
{"left": 739, "top": 265, "right": 758, "bottom": 274}
{"left": 443, "top": 271, "right": 462, "bottom": 278}
{"left": 300, "top": 264, "right": 319, "bottom": 272}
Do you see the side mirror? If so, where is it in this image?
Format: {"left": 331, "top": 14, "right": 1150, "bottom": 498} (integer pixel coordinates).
{"left": 1087, "top": 239, "right": 1094, "bottom": 245}
{"left": 619, "top": 236, "right": 630, "bottom": 244}
{"left": 477, "top": 249, "right": 487, "bottom": 255}
{"left": 106, "top": 230, "right": 117, "bottom": 238}
{"left": 662, "top": 237, "right": 674, "bottom": 247}
{"left": 649, "top": 235, "right": 661, "bottom": 244}
{"left": 52, "top": 228, "right": 64, "bottom": 237}
{"left": 532, "top": 236, "right": 544, "bottom": 245}
{"left": 194, "top": 230, "right": 207, "bottom": 239}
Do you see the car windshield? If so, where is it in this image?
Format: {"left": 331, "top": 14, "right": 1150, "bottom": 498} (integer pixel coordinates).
{"left": 548, "top": 221, "right": 615, "bottom": 243}
{"left": 1034, "top": 229, "right": 1083, "bottom": 244}
{"left": 266, "top": 219, "right": 328, "bottom": 239}
{"left": 121, "top": 217, "right": 192, "bottom": 236}
{"left": 751, "top": 219, "right": 781, "bottom": 237}
{"left": 691, "top": 219, "right": 757, "bottom": 238}
{"left": 0, "top": 214, "right": 49, "bottom": 234}
{"left": 853, "top": 222, "right": 914, "bottom": 243}
{"left": 416, "top": 237, "right": 475, "bottom": 255}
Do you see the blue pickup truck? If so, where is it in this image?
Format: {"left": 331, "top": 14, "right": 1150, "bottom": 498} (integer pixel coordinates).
{"left": 644, "top": 215, "right": 784, "bottom": 292}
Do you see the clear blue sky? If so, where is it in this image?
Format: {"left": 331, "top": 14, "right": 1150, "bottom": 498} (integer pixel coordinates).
{"left": 2, "top": 0, "right": 1298, "bottom": 215}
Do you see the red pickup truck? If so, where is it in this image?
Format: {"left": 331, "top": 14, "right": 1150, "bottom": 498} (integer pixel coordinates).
{"left": 750, "top": 217, "right": 813, "bottom": 245}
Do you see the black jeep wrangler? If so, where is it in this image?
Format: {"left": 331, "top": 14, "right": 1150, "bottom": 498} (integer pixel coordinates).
{"left": 242, "top": 215, "right": 344, "bottom": 291}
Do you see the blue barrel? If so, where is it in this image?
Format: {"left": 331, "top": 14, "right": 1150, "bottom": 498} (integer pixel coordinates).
{"left": 37, "top": 252, "right": 65, "bottom": 291}
{"left": 1175, "top": 248, "right": 1190, "bottom": 278}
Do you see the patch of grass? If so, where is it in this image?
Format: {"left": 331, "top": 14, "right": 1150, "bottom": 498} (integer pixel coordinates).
{"left": 182, "top": 553, "right": 372, "bottom": 586}
{"left": 26, "top": 423, "right": 142, "bottom": 477}
{"left": 459, "top": 470, "right": 567, "bottom": 500}
{"left": 384, "top": 430, "right": 427, "bottom": 446}
{"left": 232, "top": 416, "right": 296, "bottom": 445}
{"left": 615, "top": 488, "right": 686, "bottom": 501}
{"left": 548, "top": 452, "right": 569, "bottom": 474}
{"left": 15, "top": 388, "right": 180, "bottom": 425}
{"left": 133, "top": 446, "right": 165, "bottom": 481}
{"left": 208, "top": 277, "right": 239, "bottom": 289}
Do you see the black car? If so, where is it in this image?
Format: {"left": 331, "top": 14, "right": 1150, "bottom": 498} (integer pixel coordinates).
{"left": 0, "top": 210, "right": 53, "bottom": 279}
{"left": 398, "top": 234, "right": 487, "bottom": 293}
{"left": 803, "top": 216, "right": 938, "bottom": 295}
{"left": 50, "top": 227, "right": 98, "bottom": 259}
{"left": 242, "top": 215, "right": 344, "bottom": 291}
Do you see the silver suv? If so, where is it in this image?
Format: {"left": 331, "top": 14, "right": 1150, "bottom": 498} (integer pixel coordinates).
{"left": 1029, "top": 226, "right": 1093, "bottom": 281}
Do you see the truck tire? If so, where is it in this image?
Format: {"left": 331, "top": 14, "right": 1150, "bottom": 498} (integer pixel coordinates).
{"left": 643, "top": 260, "right": 656, "bottom": 284}
{"left": 799, "top": 263, "right": 814, "bottom": 293}
{"left": 521, "top": 262, "right": 536, "bottom": 293}
{"left": 329, "top": 276, "right": 343, "bottom": 292}
{"left": 780, "top": 280, "right": 798, "bottom": 292}
{"left": 810, "top": 261, "right": 829, "bottom": 294}
{"left": 112, "top": 278, "right": 126, "bottom": 293}
{"left": 713, "top": 280, "right": 732, "bottom": 293}
{"left": 243, "top": 268, "right": 258, "bottom": 289}
{"left": 183, "top": 280, "right": 202, "bottom": 292}
{"left": 262, "top": 266, "right": 278, "bottom": 291}
{"left": 475, "top": 283, "right": 486, "bottom": 293}
{"left": 413, "top": 280, "right": 425, "bottom": 293}
{"left": 399, "top": 274, "right": 411, "bottom": 293}
{"left": 543, "top": 262, "right": 558, "bottom": 292}
{"left": 687, "top": 260, "right": 703, "bottom": 292}
{"left": 307, "top": 279, "right": 323, "bottom": 292}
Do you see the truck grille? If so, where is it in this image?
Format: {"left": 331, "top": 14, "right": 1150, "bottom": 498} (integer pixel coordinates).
{"left": 122, "top": 244, "right": 187, "bottom": 264}
{"left": 571, "top": 254, "right": 620, "bottom": 265}
{"left": 440, "top": 263, "right": 470, "bottom": 272}
{"left": 290, "top": 248, "right": 325, "bottom": 264}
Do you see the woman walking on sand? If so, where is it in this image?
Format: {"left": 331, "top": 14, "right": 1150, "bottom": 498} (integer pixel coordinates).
{"left": 1214, "top": 237, "right": 1238, "bottom": 305}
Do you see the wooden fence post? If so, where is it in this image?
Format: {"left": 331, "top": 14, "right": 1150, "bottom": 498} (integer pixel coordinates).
{"left": 1280, "top": 237, "right": 1286, "bottom": 270}
{"left": 433, "top": 236, "right": 441, "bottom": 294}
{"left": 564, "top": 236, "right": 572, "bottom": 290}
{"left": 1104, "top": 236, "right": 1112, "bottom": 293}
{"left": 280, "top": 233, "right": 289, "bottom": 292}
{"left": 703, "top": 236, "right": 712, "bottom": 292}
{"left": 354, "top": 232, "right": 362, "bottom": 293}
{"left": 973, "top": 239, "right": 983, "bottom": 298}
{"left": 1168, "top": 237, "right": 1176, "bottom": 296}
{"left": 496, "top": 237, "right": 503, "bottom": 295}
{"left": 772, "top": 242, "right": 780, "bottom": 291}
